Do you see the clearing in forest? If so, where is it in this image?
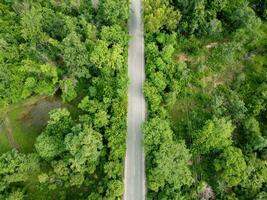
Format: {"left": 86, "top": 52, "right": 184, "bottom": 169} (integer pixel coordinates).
{"left": 0, "top": 96, "right": 73, "bottom": 153}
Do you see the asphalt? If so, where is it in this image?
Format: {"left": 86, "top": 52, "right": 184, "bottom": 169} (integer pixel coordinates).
{"left": 124, "top": 0, "right": 146, "bottom": 199}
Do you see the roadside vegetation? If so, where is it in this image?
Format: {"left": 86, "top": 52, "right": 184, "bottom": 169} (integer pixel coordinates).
{"left": 144, "top": 0, "right": 267, "bottom": 199}
{"left": 0, "top": 0, "right": 129, "bottom": 199}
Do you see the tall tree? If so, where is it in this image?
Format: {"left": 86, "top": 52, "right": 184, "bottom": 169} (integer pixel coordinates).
{"left": 192, "top": 118, "right": 234, "bottom": 154}
{"left": 0, "top": 150, "right": 40, "bottom": 194}
{"left": 214, "top": 146, "right": 247, "bottom": 187}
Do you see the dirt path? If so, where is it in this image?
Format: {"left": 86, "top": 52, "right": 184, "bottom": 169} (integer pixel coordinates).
{"left": 4, "top": 117, "right": 19, "bottom": 150}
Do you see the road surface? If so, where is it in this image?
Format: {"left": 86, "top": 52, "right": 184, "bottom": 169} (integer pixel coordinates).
{"left": 124, "top": 0, "right": 146, "bottom": 199}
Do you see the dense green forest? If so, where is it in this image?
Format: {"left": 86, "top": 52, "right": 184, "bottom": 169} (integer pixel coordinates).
{"left": 144, "top": 0, "right": 267, "bottom": 199}
{"left": 1, "top": 0, "right": 267, "bottom": 199}
{"left": 0, "top": 0, "right": 129, "bottom": 199}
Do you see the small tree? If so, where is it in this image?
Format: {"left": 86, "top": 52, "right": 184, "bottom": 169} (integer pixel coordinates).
{"left": 192, "top": 118, "right": 234, "bottom": 154}
{"left": 214, "top": 146, "right": 247, "bottom": 187}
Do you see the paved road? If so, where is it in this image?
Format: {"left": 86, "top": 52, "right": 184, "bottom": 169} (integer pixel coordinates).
{"left": 124, "top": 0, "right": 146, "bottom": 199}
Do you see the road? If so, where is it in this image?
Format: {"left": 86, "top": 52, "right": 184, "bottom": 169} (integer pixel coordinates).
{"left": 124, "top": 0, "right": 146, "bottom": 199}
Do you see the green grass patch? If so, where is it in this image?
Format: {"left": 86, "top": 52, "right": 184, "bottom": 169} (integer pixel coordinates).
{"left": 0, "top": 95, "right": 78, "bottom": 153}
{"left": 8, "top": 109, "right": 43, "bottom": 153}
{"left": 0, "top": 129, "right": 11, "bottom": 153}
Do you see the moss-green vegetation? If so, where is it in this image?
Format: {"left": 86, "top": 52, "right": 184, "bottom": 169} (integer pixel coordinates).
{"left": 144, "top": 0, "right": 267, "bottom": 199}
{"left": 3, "top": 0, "right": 266, "bottom": 199}
{"left": 2, "top": 96, "right": 67, "bottom": 152}
{"left": 0, "top": 0, "right": 129, "bottom": 199}
{"left": 0, "top": 131, "right": 10, "bottom": 153}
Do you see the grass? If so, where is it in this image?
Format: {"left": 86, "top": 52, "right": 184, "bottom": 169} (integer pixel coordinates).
{"left": 169, "top": 39, "right": 239, "bottom": 139}
{"left": 0, "top": 130, "right": 11, "bottom": 153}
{"left": 0, "top": 95, "right": 75, "bottom": 153}
{"left": 0, "top": 95, "right": 81, "bottom": 197}
{"left": 8, "top": 108, "right": 42, "bottom": 153}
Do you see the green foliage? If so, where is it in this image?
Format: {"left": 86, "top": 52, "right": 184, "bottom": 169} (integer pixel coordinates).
{"left": 93, "top": 111, "right": 109, "bottom": 128}
{"left": 0, "top": 150, "right": 40, "bottom": 194}
{"left": 35, "top": 108, "right": 73, "bottom": 160}
{"left": 64, "top": 125, "right": 103, "bottom": 174}
{"left": 45, "top": 108, "right": 74, "bottom": 136}
{"left": 62, "top": 32, "right": 89, "bottom": 78}
{"left": 144, "top": 0, "right": 181, "bottom": 33}
{"left": 59, "top": 79, "right": 77, "bottom": 102}
{"left": 148, "top": 141, "right": 193, "bottom": 192}
{"left": 0, "top": 0, "right": 129, "bottom": 198}
{"left": 90, "top": 40, "right": 124, "bottom": 72}
{"left": 35, "top": 110, "right": 103, "bottom": 188}
{"left": 1, "top": 0, "right": 266, "bottom": 199}
{"left": 241, "top": 155, "right": 267, "bottom": 196}
{"left": 97, "top": 0, "right": 129, "bottom": 26}
{"left": 20, "top": 60, "right": 58, "bottom": 97}
{"left": 192, "top": 118, "right": 234, "bottom": 154}
{"left": 35, "top": 133, "right": 65, "bottom": 161}
{"left": 99, "top": 25, "right": 129, "bottom": 47}
{"left": 214, "top": 147, "right": 247, "bottom": 187}
{"left": 21, "top": 6, "right": 44, "bottom": 43}
{"left": 41, "top": 7, "right": 68, "bottom": 41}
{"left": 144, "top": 118, "right": 193, "bottom": 195}
{"left": 144, "top": 118, "right": 173, "bottom": 153}
{"left": 6, "top": 190, "right": 24, "bottom": 200}
{"left": 144, "top": 83, "right": 163, "bottom": 115}
{"left": 0, "top": 59, "right": 58, "bottom": 105}
{"left": 256, "top": 192, "right": 267, "bottom": 200}
{"left": 243, "top": 117, "right": 267, "bottom": 151}
{"left": 249, "top": 0, "right": 267, "bottom": 20}
{"left": 105, "top": 180, "right": 124, "bottom": 199}
{"left": 144, "top": 0, "right": 267, "bottom": 198}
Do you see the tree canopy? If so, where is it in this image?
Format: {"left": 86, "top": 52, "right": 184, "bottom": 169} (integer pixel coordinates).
{"left": 0, "top": 0, "right": 129, "bottom": 198}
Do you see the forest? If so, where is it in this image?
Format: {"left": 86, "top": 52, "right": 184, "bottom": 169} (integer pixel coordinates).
{"left": 144, "top": 0, "right": 267, "bottom": 199}
{"left": 0, "top": 0, "right": 129, "bottom": 199}
{"left": 1, "top": 0, "right": 267, "bottom": 199}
